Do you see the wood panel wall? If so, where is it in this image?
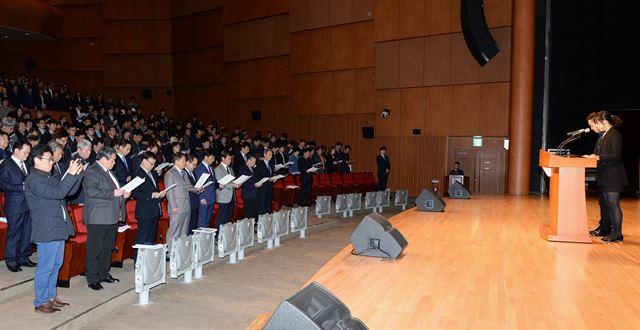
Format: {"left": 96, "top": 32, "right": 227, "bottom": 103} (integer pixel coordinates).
{"left": 0, "top": 1, "right": 104, "bottom": 93}
{"left": 0, "top": 0, "right": 514, "bottom": 194}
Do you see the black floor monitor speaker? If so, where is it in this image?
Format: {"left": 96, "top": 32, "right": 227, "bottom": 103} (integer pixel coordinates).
{"left": 350, "top": 213, "right": 407, "bottom": 259}
{"left": 265, "top": 281, "right": 368, "bottom": 330}
{"left": 460, "top": 0, "right": 501, "bottom": 66}
{"left": 448, "top": 182, "right": 471, "bottom": 199}
{"left": 415, "top": 189, "right": 446, "bottom": 212}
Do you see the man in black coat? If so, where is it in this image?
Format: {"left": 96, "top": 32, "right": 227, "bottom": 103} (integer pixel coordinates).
{"left": 255, "top": 149, "right": 275, "bottom": 215}
{"left": 113, "top": 138, "right": 132, "bottom": 186}
{"left": 0, "top": 140, "right": 35, "bottom": 272}
{"left": 376, "top": 146, "right": 391, "bottom": 191}
{"left": 25, "top": 145, "right": 84, "bottom": 313}
{"left": 297, "top": 148, "right": 313, "bottom": 207}
{"left": 131, "top": 152, "right": 166, "bottom": 261}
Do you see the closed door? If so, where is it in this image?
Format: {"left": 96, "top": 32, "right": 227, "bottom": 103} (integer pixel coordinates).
{"left": 448, "top": 137, "right": 507, "bottom": 195}
{"left": 478, "top": 151, "right": 501, "bottom": 194}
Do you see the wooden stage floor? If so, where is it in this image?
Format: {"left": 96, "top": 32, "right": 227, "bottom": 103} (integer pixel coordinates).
{"left": 306, "top": 195, "right": 640, "bottom": 329}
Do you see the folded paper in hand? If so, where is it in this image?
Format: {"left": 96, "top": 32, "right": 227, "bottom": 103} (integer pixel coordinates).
{"left": 161, "top": 183, "right": 178, "bottom": 193}
{"left": 271, "top": 174, "right": 286, "bottom": 181}
{"left": 122, "top": 176, "right": 145, "bottom": 192}
{"left": 256, "top": 177, "right": 270, "bottom": 185}
{"left": 218, "top": 174, "right": 235, "bottom": 186}
{"left": 194, "top": 173, "right": 210, "bottom": 188}
{"left": 118, "top": 224, "right": 131, "bottom": 233}
{"left": 306, "top": 167, "right": 319, "bottom": 173}
{"left": 154, "top": 162, "right": 173, "bottom": 171}
{"left": 274, "top": 164, "right": 288, "bottom": 170}
{"left": 233, "top": 175, "right": 251, "bottom": 185}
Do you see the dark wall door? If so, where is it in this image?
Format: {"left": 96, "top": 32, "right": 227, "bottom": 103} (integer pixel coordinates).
{"left": 448, "top": 137, "right": 507, "bottom": 194}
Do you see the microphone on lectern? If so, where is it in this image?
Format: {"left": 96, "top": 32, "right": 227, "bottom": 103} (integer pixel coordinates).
{"left": 566, "top": 128, "right": 591, "bottom": 136}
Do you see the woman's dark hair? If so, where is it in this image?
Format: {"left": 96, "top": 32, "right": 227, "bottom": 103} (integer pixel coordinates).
{"left": 593, "top": 110, "right": 623, "bottom": 127}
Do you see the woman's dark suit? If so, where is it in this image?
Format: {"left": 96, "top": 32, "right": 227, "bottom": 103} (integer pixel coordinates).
{"left": 594, "top": 127, "right": 628, "bottom": 192}
{"left": 594, "top": 127, "right": 628, "bottom": 240}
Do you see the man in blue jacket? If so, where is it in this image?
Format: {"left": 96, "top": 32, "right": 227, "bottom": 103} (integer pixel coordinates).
{"left": 194, "top": 149, "right": 217, "bottom": 229}
{"left": 25, "top": 145, "right": 84, "bottom": 313}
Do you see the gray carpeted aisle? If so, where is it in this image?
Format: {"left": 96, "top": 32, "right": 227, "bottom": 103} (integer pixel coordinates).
{"left": 89, "top": 209, "right": 403, "bottom": 329}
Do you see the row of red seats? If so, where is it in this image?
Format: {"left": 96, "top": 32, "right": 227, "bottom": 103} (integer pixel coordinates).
{"left": 273, "top": 172, "right": 378, "bottom": 205}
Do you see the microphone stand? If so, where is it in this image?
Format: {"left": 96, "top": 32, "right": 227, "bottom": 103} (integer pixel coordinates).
{"left": 556, "top": 133, "right": 583, "bottom": 155}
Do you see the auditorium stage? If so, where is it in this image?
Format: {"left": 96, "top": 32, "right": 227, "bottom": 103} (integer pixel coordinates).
{"left": 304, "top": 196, "right": 639, "bottom": 329}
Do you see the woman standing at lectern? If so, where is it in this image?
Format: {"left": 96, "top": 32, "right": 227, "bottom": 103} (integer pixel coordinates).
{"left": 585, "top": 111, "right": 628, "bottom": 243}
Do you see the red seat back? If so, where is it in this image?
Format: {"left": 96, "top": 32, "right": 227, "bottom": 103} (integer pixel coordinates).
{"left": 126, "top": 199, "right": 137, "bottom": 224}
{"left": 69, "top": 205, "right": 87, "bottom": 234}
{"left": 319, "top": 174, "right": 333, "bottom": 185}
{"left": 342, "top": 172, "right": 355, "bottom": 184}
{"left": 330, "top": 173, "right": 343, "bottom": 185}
{"left": 354, "top": 172, "right": 365, "bottom": 183}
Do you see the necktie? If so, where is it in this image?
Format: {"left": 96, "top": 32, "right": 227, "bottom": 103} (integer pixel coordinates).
{"left": 20, "top": 161, "right": 27, "bottom": 176}
{"left": 267, "top": 161, "right": 271, "bottom": 175}
{"left": 226, "top": 166, "right": 230, "bottom": 174}
{"left": 147, "top": 170, "right": 156, "bottom": 187}
{"left": 122, "top": 156, "right": 128, "bottom": 171}
{"left": 55, "top": 163, "right": 61, "bottom": 175}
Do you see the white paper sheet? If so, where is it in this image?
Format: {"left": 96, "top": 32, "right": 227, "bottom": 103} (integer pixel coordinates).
{"left": 194, "top": 173, "right": 210, "bottom": 188}
{"left": 271, "top": 174, "right": 286, "bottom": 181}
{"left": 217, "top": 174, "right": 235, "bottom": 186}
{"left": 161, "top": 183, "right": 178, "bottom": 193}
{"left": 202, "top": 181, "right": 215, "bottom": 189}
{"left": 274, "top": 164, "right": 288, "bottom": 171}
{"left": 118, "top": 224, "right": 131, "bottom": 233}
{"left": 233, "top": 175, "right": 251, "bottom": 185}
{"left": 306, "top": 167, "right": 319, "bottom": 173}
{"left": 154, "top": 162, "right": 173, "bottom": 171}
{"left": 122, "top": 176, "right": 145, "bottom": 192}
{"left": 256, "top": 177, "right": 270, "bottom": 185}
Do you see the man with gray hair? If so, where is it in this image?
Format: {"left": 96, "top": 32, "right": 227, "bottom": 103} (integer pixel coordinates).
{"left": 1, "top": 117, "right": 17, "bottom": 152}
{"left": 67, "top": 139, "right": 93, "bottom": 204}
{"left": 47, "top": 142, "right": 67, "bottom": 180}
{"left": 82, "top": 147, "right": 130, "bottom": 290}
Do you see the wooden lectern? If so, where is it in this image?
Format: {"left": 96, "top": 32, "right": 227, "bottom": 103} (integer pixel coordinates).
{"left": 539, "top": 150, "right": 597, "bottom": 243}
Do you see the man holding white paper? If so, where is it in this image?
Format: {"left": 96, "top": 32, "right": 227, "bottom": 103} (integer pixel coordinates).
{"left": 194, "top": 150, "right": 217, "bottom": 229}
{"left": 164, "top": 152, "right": 202, "bottom": 250}
{"left": 255, "top": 149, "right": 276, "bottom": 215}
{"left": 214, "top": 150, "right": 240, "bottom": 233}
{"left": 82, "top": 148, "right": 130, "bottom": 290}
{"left": 131, "top": 152, "right": 166, "bottom": 261}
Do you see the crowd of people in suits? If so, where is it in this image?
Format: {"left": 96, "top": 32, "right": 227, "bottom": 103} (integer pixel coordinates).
{"left": 0, "top": 73, "right": 362, "bottom": 314}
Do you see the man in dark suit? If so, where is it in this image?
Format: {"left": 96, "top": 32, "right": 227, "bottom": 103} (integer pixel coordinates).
{"left": 131, "top": 152, "right": 166, "bottom": 261}
{"left": 376, "top": 146, "right": 391, "bottom": 191}
{"left": 113, "top": 138, "right": 132, "bottom": 186}
{"left": 239, "top": 154, "right": 258, "bottom": 222}
{"left": 185, "top": 155, "right": 201, "bottom": 233}
{"left": 0, "top": 140, "right": 35, "bottom": 272}
{"left": 233, "top": 142, "right": 251, "bottom": 174}
{"left": 194, "top": 150, "right": 217, "bottom": 229}
{"left": 25, "top": 145, "right": 84, "bottom": 313}
{"left": 297, "top": 147, "right": 313, "bottom": 207}
{"left": 255, "top": 149, "right": 275, "bottom": 215}
{"left": 449, "top": 162, "right": 464, "bottom": 176}
{"left": 83, "top": 148, "right": 130, "bottom": 290}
